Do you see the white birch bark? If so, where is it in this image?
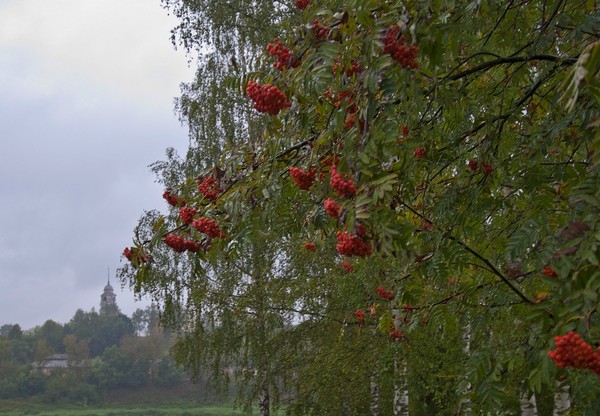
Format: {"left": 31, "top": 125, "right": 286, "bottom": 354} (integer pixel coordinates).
{"left": 459, "top": 319, "right": 472, "bottom": 415}
{"left": 393, "top": 357, "right": 409, "bottom": 416}
{"left": 520, "top": 392, "right": 538, "bottom": 416}
{"left": 553, "top": 380, "right": 571, "bottom": 416}
{"left": 370, "top": 374, "right": 381, "bottom": 416}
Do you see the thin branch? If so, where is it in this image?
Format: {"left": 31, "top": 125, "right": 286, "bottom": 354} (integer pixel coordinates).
{"left": 448, "top": 54, "right": 576, "bottom": 81}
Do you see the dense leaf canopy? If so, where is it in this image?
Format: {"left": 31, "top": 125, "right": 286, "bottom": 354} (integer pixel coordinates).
{"left": 120, "top": 0, "right": 600, "bottom": 414}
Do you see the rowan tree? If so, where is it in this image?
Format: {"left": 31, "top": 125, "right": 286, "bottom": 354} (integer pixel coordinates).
{"left": 121, "top": 0, "right": 600, "bottom": 414}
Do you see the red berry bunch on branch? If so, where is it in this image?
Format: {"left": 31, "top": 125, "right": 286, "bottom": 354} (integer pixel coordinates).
{"left": 179, "top": 207, "right": 197, "bottom": 225}
{"left": 312, "top": 19, "right": 329, "bottom": 39}
{"left": 389, "top": 328, "right": 404, "bottom": 340}
{"left": 192, "top": 217, "right": 223, "bottom": 238}
{"left": 340, "top": 261, "right": 354, "bottom": 272}
{"left": 267, "top": 40, "right": 300, "bottom": 71}
{"left": 330, "top": 167, "right": 356, "bottom": 198}
{"left": 332, "top": 60, "right": 362, "bottom": 77}
{"left": 548, "top": 331, "right": 600, "bottom": 376}
{"left": 383, "top": 26, "right": 419, "bottom": 69}
{"left": 543, "top": 266, "right": 558, "bottom": 277}
{"left": 197, "top": 176, "right": 222, "bottom": 201}
{"left": 336, "top": 230, "right": 372, "bottom": 257}
{"left": 304, "top": 241, "right": 316, "bottom": 251}
{"left": 289, "top": 167, "right": 317, "bottom": 190}
{"left": 295, "top": 0, "right": 309, "bottom": 9}
{"left": 354, "top": 309, "right": 365, "bottom": 324}
{"left": 246, "top": 81, "right": 291, "bottom": 115}
{"left": 163, "top": 190, "right": 186, "bottom": 207}
{"left": 413, "top": 146, "right": 426, "bottom": 159}
{"left": 164, "top": 234, "right": 199, "bottom": 253}
{"left": 123, "top": 247, "right": 152, "bottom": 264}
{"left": 376, "top": 286, "right": 394, "bottom": 301}
{"left": 324, "top": 198, "right": 341, "bottom": 218}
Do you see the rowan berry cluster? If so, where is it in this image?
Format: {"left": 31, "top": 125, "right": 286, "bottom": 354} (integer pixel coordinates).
{"left": 548, "top": 331, "right": 600, "bottom": 375}
{"left": 304, "top": 241, "right": 316, "bottom": 251}
{"left": 179, "top": 207, "right": 197, "bottom": 225}
{"left": 312, "top": 19, "right": 329, "bottom": 39}
{"left": 383, "top": 26, "right": 419, "bottom": 69}
{"left": 389, "top": 328, "right": 404, "bottom": 340}
{"left": 267, "top": 40, "right": 300, "bottom": 71}
{"left": 164, "top": 234, "right": 199, "bottom": 253}
{"left": 543, "top": 266, "right": 558, "bottom": 277}
{"left": 246, "top": 81, "right": 291, "bottom": 115}
{"left": 336, "top": 230, "right": 372, "bottom": 257}
{"left": 324, "top": 198, "right": 341, "bottom": 218}
{"left": 295, "top": 0, "right": 309, "bottom": 9}
{"left": 402, "top": 125, "right": 409, "bottom": 137}
{"left": 354, "top": 309, "right": 365, "bottom": 324}
{"left": 330, "top": 167, "right": 356, "bottom": 198}
{"left": 123, "top": 247, "right": 152, "bottom": 264}
{"left": 332, "top": 60, "right": 362, "bottom": 77}
{"left": 197, "top": 177, "right": 221, "bottom": 201}
{"left": 163, "top": 190, "right": 186, "bottom": 207}
{"left": 414, "top": 146, "right": 426, "bottom": 159}
{"left": 192, "top": 217, "right": 223, "bottom": 238}
{"left": 340, "top": 261, "right": 354, "bottom": 273}
{"left": 289, "top": 167, "right": 317, "bottom": 190}
{"left": 467, "top": 160, "right": 493, "bottom": 174}
{"left": 377, "top": 286, "right": 394, "bottom": 301}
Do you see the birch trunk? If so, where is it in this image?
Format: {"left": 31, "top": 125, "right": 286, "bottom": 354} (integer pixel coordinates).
{"left": 520, "top": 392, "right": 538, "bottom": 416}
{"left": 393, "top": 357, "right": 409, "bottom": 416}
{"left": 370, "top": 375, "right": 381, "bottom": 416}
{"left": 259, "top": 382, "right": 270, "bottom": 416}
{"left": 553, "top": 380, "right": 571, "bottom": 416}
{"left": 458, "top": 319, "right": 472, "bottom": 415}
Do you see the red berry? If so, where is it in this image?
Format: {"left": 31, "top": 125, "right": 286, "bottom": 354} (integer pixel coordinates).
{"left": 289, "top": 167, "right": 317, "bottom": 190}
{"left": 414, "top": 146, "right": 426, "bottom": 159}
{"left": 336, "top": 230, "right": 372, "bottom": 257}
{"left": 163, "top": 190, "right": 186, "bottom": 207}
{"left": 468, "top": 160, "right": 479, "bottom": 171}
{"left": 164, "top": 234, "right": 187, "bottom": 253}
{"left": 340, "top": 261, "right": 354, "bottom": 273}
{"left": 548, "top": 331, "right": 600, "bottom": 375}
{"left": 324, "top": 198, "right": 341, "bottom": 218}
{"left": 304, "top": 241, "right": 316, "bottom": 251}
{"left": 192, "top": 217, "right": 223, "bottom": 239}
{"left": 197, "top": 177, "right": 221, "bottom": 201}
{"left": 295, "top": 0, "right": 309, "bottom": 9}
{"left": 354, "top": 309, "right": 365, "bottom": 324}
{"left": 311, "top": 19, "right": 329, "bottom": 39}
{"left": 179, "top": 207, "right": 197, "bottom": 224}
{"left": 481, "top": 162, "right": 493, "bottom": 175}
{"left": 330, "top": 167, "right": 356, "bottom": 198}
{"left": 267, "top": 39, "right": 300, "bottom": 71}
{"left": 246, "top": 81, "right": 291, "bottom": 115}
{"left": 389, "top": 328, "right": 404, "bottom": 340}
{"left": 383, "top": 26, "right": 419, "bottom": 69}
{"left": 123, "top": 247, "right": 133, "bottom": 261}
{"left": 376, "top": 286, "right": 394, "bottom": 301}
{"left": 543, "top": 265, "right": 558, "bottom": 277}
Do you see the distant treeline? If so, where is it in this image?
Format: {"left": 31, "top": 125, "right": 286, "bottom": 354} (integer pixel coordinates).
{"left": 0, "top": 306, "right": 189, "bottom": 404}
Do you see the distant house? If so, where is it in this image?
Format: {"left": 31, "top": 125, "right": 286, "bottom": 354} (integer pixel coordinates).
{"left": 32, "top": 353, "right": 93, "bottom": 375}
{"left": 32, "top": 353, "right": 69, "bottom": 375}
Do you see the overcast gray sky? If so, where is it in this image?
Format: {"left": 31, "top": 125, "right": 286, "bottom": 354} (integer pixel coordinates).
{"left": 0, "top": 0, "right": 194, "bottom": 330}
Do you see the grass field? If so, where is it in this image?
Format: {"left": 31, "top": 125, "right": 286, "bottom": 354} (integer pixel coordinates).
{"left": 0, "top": 401, "right": 247, "bottom": 416}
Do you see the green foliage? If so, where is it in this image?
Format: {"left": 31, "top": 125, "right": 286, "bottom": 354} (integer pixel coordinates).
{"left": 122, "top": 0, "right": 600, "bottom": 414}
